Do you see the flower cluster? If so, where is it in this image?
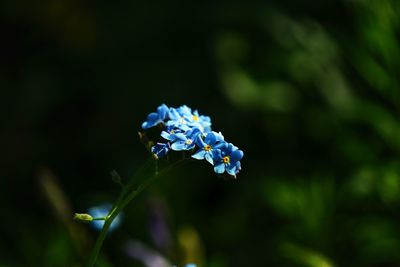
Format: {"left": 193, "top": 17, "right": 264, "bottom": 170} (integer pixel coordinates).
{"left": 141, "top": 104, "right": 243, "bottom": 177}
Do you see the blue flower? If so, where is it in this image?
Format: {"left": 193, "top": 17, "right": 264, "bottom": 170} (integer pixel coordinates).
{"left": 166, "top": 105, "right": 212, "bottom": 133}
{"left": 192, "top": 131, "right": 225, "bottom": 165}
{"left": 176, "top": 105, "right": 193, "bottom": 117}
{"left": 151, "top": 142, "right": 170, "bottom": 159}
{"left": 88, "top": 203, "right": 122, "bottom": 232}
{"left": 170, "top": 127, "right": 202, "bottom": 151}
{"left": 213, "top": 143, "right": 244, "bottom": 177}
{"left": 160, "top": 125, "right": 184, "bottom": 141}
{"left": 166, "top": 108, "right": 192, "bottom": 131}
{"left": 142, "top": 104, "right": 169, "bottom": 129}
{"left": 178, "top": 106, "right": 212, "bottom": 132}
{"left": 186, "top": 110, "right": 212, "bottom": 133}
{"left": 142, "top": 104, "right": 244, "bottom": 177}
{"left": 193, "top": 110, "right": 211, "bottom": 127}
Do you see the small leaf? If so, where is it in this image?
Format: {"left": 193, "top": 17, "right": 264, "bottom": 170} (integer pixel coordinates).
{"left": 110, "top": 170, "right": 124, "bottom": 187}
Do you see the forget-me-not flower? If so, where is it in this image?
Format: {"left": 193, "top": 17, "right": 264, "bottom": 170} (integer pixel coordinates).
{"left": 151, "top": 142, "right": 170, "bottom": 159}
{"left": 170, "top": 127, "right": 201, "bottom": 151}
{"left": 213, "top": 143, "right": 244, "bottom": 178}
{"left": 186, "top": 110, "right": 212, "bottom": 133}
{"left": 142, "top": 104, "right": 169, "bottom": 129}
{"left": 160, "top": 125, "right": 183, "bottom": 141}
{"left": 192, "top": 131, "right": 225, "bottom": 165}
{"left": 166, "top": 108, "right": 192, "bottom": 131}
{"left": 141, "top": 104, "right": 244, "bottom": 177}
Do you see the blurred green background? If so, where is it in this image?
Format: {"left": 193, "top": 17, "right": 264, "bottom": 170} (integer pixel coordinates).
{"left": 1, "top": 0, "right": 400, "bottom": 266}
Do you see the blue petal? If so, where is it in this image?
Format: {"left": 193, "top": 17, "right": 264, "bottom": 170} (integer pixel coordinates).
{"left": 214, "top": 163, "right": 225, "bottom": 174}
{"left": 200, "top": 115, "right": 211, "bottom": 123}
{"left": 235, "top": 161, "right": 241, "bottom": 171}
{"left": 192, "top": 149, "right": 206, "bottom": 160}
{"left": 205, "top": 152, "right": 214, "bottom": 165}
{"left": 212, "top": 149, "right": 222, "bottom": 159}
{"left": 168, "top": 108, "right": 180, "bottom": 120}
{"left": 177, "top": 105, "right": 192, "bottom": 116}
{"left": 146, "top": 112, "right": 159, "bottom": 122}
{"left": 214, "top": 141, "right": 228, "bottom": 150}
{"left": 199, "top": 116, "right": 212, "bottom": 127}
{"left": 195, "top": 135, "right": 206, "bottom": 148}
{"left": 168, "top": 121, "right": 190, "bottom": 131}
{"left": 230, "top": 150, "right": 244, "bottom": 162}
{"left": 171, "top": 142, "right": 186, "bottom": 151}
{"left": 142, "top": 112, "right": 161, "bottom": 129}
{"left": 205, "top": 132, "right": 217, "bottom": 145}
{"left": 188, "top": 127, "right": 201, "bottom": 137}
{"left": 226, "top": 164, "right": 237, "bottom": 176}
{"left": 179, "top": 124, "right": 192, "bottom": 131}
{"left": 228, "top": 143, "right": 239, "bottom": 151}
{"left": 203, "top": 126, "right": 212, "bottom": 133}
{"left": 215, "top": 132, "right": 224, "bottom": 142}
{"left": 157, "top": 104, "right": 169, "bottom": 119}
{"left": 186, "top": 142, "right": 196, "bottom": 150}
{"left": 174, "top": 133, "right": 187, "bottom": 141}
{"left": 160, "top": 131, "right": 171, "bottom": 140}
{"left": 141, "top": 121, "right": 150, "bottom": 129}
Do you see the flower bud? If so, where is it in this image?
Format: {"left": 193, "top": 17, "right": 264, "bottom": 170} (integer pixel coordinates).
{"left": 74, "top": 213, "right": 93, "bottom": 222}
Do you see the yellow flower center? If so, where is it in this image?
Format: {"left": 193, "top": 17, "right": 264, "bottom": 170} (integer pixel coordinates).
{"left": 185, "top": 139, "right": 193, "bottom": 145}
{"left": 223, "top": 156, "right": 230, "bottom": 164}
{"left": 204, "top": 145, "right": 212, "bottom": 151}
{"left": 193, "top": 115, "right": 199, "bottom": 122}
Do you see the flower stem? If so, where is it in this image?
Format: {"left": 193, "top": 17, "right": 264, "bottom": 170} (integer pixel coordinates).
{"left": 85, "top": 158, "right": 188, "bottom": 267}
{"left": 84, "top": 159, "right": 153, "bottom": 267}
{"left": 85, "top": 206, "right": 119, "bottom": 267}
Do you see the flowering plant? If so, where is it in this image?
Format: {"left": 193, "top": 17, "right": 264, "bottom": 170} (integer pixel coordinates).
{"left": 75, "top": 104, "right": 244, "bottom": 267}
{"left": 143, "top": 104, "right": 243, "bottom": 177}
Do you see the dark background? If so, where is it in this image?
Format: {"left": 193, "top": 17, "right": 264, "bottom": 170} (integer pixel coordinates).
{"left": 1, "top": 0, "right": 400, "bottom": 266}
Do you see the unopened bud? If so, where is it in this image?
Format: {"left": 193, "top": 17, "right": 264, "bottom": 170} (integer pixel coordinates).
{"left": 110, "top": 170, "right": 122, "bottom": 184}
{"left": 74, "top": 213, "right": 93, "bottom": 222}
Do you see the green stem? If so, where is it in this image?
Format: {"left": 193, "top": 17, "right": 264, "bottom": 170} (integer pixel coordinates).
{"left": 85, "top": 206, "right": 120, "bottom": 267}
{"left": 85, "top": 159, "right": 153, "bottom": 267}
{"left": 108, "top": 158, "right": 154, "bottom": 216}
{"left": 85, "top": 180, "right": 155, "bottom": 267}
{"left": 85, "top": 158, "right": 188, "bottom": 267}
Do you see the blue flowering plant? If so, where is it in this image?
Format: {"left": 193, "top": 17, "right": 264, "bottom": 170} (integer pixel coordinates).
{"left": 74, "top": 104, "right": 243, "bottom": 267}
{"left": 142, "top": 104, "right": 243, "bottom": 178}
